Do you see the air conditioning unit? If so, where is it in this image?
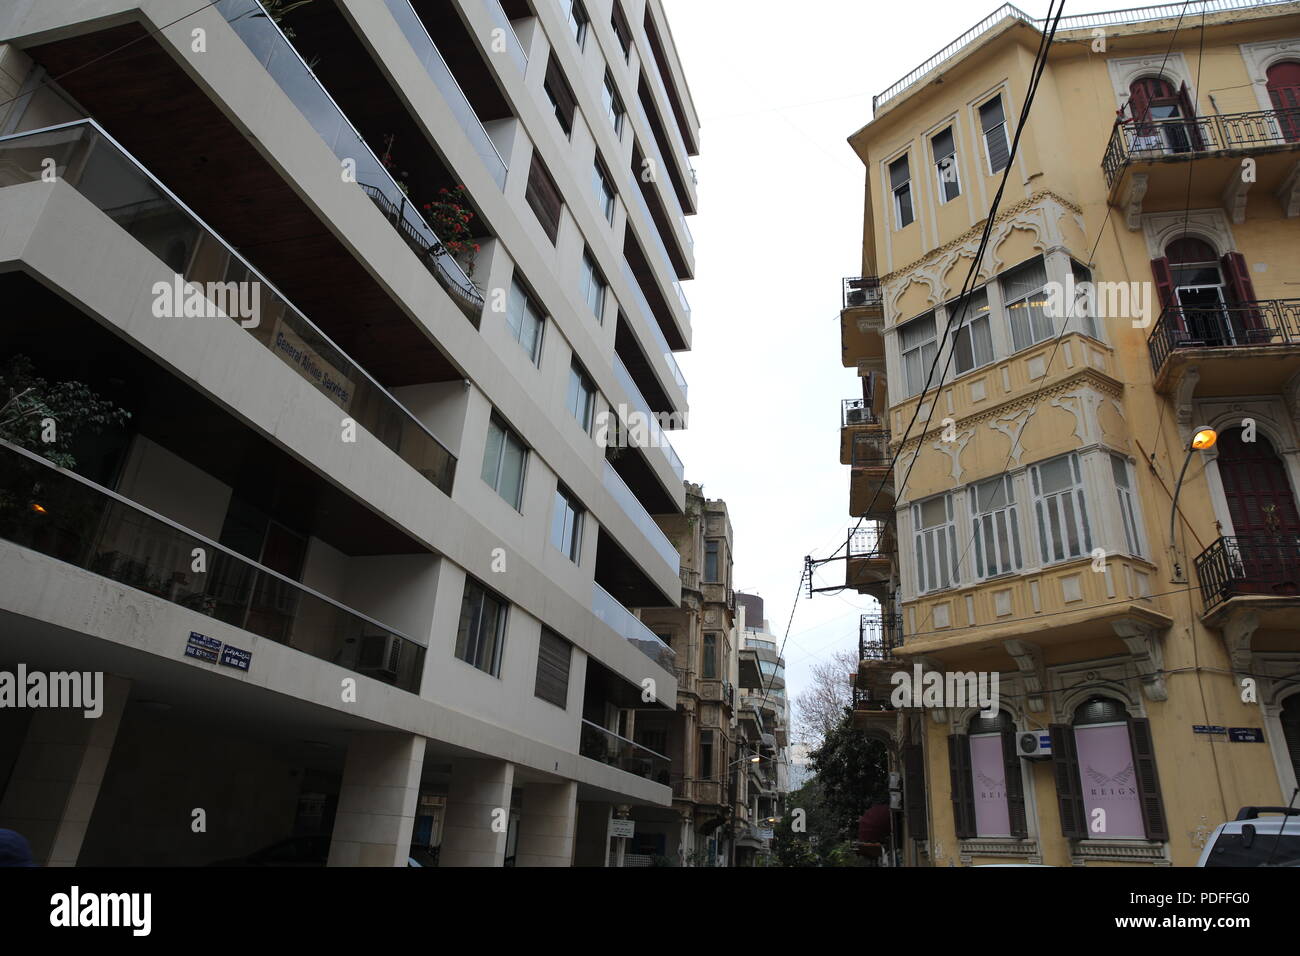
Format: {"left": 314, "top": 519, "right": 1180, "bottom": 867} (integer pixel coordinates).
{"left": 845, "top": 406, "right": 871, "bottom": 425}
{"left": 357, "top": 633, "right": 402, "bottom": 682}
{"left": 1017, "top": 731, "right": 1053, "bottom": 759}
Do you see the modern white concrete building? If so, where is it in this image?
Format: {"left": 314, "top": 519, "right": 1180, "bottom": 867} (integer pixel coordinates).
{"left": 735, "top": 593, "right": 790, "bottom": 863}
{"left": 0, "top": 0, "right": 699, "bottom": 867}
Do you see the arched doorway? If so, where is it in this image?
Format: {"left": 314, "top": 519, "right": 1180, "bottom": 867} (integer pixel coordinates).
{"left": 1216, "top": 426, "right": 1300, "bottom": 597}
{"left": 1156, "top": 237, "right": 1263, "bottom": 345}
{"left": 1266, "top": 61, "right": 1300, "bottom": 143}
{"left": 1128, "top": 76, "right": 1197, "bottom": 152}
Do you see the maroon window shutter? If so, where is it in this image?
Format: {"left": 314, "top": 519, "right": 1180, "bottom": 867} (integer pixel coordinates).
{"left": 1221, "top": 252, "right": 1263, "bottom": 335}
{"left": 947, "top": 734, "right": 975, "bottom": 839}
{"left": 1177, "top": 81, "right": 1204, "bottom": 149}
{"left": 1149, "top": 256, "right": 1181, "bottom": 336}
{"left": 1001, "top": 729, "right": 1029, "bottom": 839}
{"left": 1127, "top": 718, "right": 1169, "bottom": 841}
{"left": 1049, "top": 724, "right": 1087, "bottom": 839}
{"left": 903, "top": 743, "right": 928, "bottom": 842}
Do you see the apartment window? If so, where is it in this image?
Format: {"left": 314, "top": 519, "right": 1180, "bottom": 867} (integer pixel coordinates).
{"left": 550, "top": 484, "right": 585, "bottom": 562}
{"left": 610, "top": 2, "right": 632, "bottom": 59}
{"left": 949, "top": 288, "right": 993, "bottom": 375}
{"left": 932, "top": 126, "right": 961, "bottom": 202}
{"left": 899, "top": 312, "right": 937, "bottom": 398}
{"left": 1071, "top": 260, "right": 1099, "bottom": 339}
{"left": 970, "top": 475, "right": 1022, "bottom": 579}
{"left": 566, "top": 361, "right": 596, "bottom": 432}
{"left": 566, "top": 0, "right": 589, "bottom": 48}
{"left": 481, "top": 416, "right": 528, "bottom": 510}
{"left": 1112, "top": 455, "right": 1143, "bottom": 556}
{"left": 1002, "top": 257, "right": 1053, "bottom": 352}
{"left": 1031, "top": 453, "right": 1092, "bottom": 563}
{"left": 889, "top": 154, "right": 913, "bottom": 229}
{"left": 534, "top": 628, "right": 572, "bottom": 708}
{"left": 699, "top": 729, "right": 715, "bottom": 779}
{"left": 702, "top": 632, "right": 718, "bottom": 679}
{"left": 544, "top": 55, "right": 578, "bottom": 137}
{"left": 948, "top": 711, "right": 1028, "bottom": 840}
{"left": 592, "top": 157, "right": 616, "bottom": 223}
{"left": 456, "top": 577, "right": 508, "bottom": 676}
{"left": 979, "top": 94, "right": 1011, "bottom": 173}
{"left": 579, "top": 250, "right": 607, "bottom": 321}
{"left": 913, "top": 493, "right": 957, "bottom": 593}
{"left": 506, "top": 278, "right": 544, "bottom": 364}
{"left": 704, "top": 540, "right": 720, "bottom": 582}
{"left": 526, "top": 153, "right": 563, "bottom": 243}
{"left": 602, "top": 73, "right": 625, "bottom": 135}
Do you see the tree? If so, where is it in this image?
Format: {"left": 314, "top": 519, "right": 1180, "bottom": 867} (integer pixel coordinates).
{"left": 809, "top": 711, "right": 890, "bottom": 836}
{"left": 792, "top": 647, "right": 857, "bottom": 749}
{"left": 0, "top": 354, "right": 130, "bottom": 469}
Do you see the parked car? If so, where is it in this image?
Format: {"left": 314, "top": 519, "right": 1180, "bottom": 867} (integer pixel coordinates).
{"left": 1197, "top": 807, "right": 1300, "bottom": 866}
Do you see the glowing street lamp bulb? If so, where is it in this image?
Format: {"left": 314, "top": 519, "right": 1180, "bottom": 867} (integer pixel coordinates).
{"left": 1191, "top": 427, "right": 1217, "bottom": 451}
{"left": 29, "top": 502, "right": 47, "bottom": 515}
{"left": 749, "top": 755, "right": 761, "bottom": 763}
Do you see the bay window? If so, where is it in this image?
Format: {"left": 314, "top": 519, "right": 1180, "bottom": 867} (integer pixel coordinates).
{"left": 913, "top": 492, "right": 957, "bottom": 593}
{"left": 1030, "top": 453, "right": 1091, "bottom": 563}
{"left": 970, "top": 474, "right": 1022, "bottom": 578}
{"left": 949, "top": 287, "right": 994, "bottom": 375}
{"left": 1002, "top": 257, "right": 1053, "bottom": 352}
{"left": 899, "top": 312, "right": 937, "bottom": 398}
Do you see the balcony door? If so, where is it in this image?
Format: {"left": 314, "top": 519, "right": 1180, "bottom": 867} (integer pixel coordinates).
{"left": 1127, "top": 76, "right": 1198, "bottom": 153}
{"left": 1266, "top": 61, "right": 1300, "bottom": 143}
{"left": 1217, "top": 427, "right": 1300, "bottom": 597}
{"left": 1156, "top": 238, "right": 1265, "bottom": 346}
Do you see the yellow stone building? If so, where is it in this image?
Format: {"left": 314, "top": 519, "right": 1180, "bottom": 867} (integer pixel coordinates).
{"left": 840, "top": 0, "right": 1300, "bottom": 866}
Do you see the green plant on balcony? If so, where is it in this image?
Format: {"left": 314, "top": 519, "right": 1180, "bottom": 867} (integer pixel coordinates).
{"left": 0, "top": 354, "right": 130, "bottom": 470}
{"left": 422, "top": 185, "right": 481, "bottom": 278}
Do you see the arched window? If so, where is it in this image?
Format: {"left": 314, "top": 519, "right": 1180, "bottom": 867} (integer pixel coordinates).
{"left": 1214, "top": 426, "right": 1300, "bottom": 598}
{"left": 1150, "top": 238, "right": 1259, "bottom": 344}
{"left": 1127, "top": 76, "right": 1198, "bottom": 153}
{"left": 1048, "top": 697, "right": 1168, "bottom": 841}
{"left": 1266, "top": 61, "right": 1300, "bottom": 142}
{"left": 947, "top": 710, "right": 1028, "bottom": 840}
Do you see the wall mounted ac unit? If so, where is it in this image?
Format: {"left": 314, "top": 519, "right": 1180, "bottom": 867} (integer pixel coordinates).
{"left": 1017, "top": 731, "right": 1053, "bottom": 759}
{"left": 358, "top": 633, "right": 402, "bottom": 682}
{"left": 845, "top": 407, "right": 871, "bottom": 425}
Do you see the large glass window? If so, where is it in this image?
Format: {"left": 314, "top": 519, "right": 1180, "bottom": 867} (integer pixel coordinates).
{"left": 1111, "top": 455, "right": 1143, "bottom": 557}
{"left": 900, "top": 312, "right": 938, "bottom": 398}
{"left": 481, "top": 416, "right": 527, "bottom": 511}
{"left": 550, "top": 485, "right": 584, "bottom": 563}
{"left": 592, "top": 158, "right": 616, "bottom": 224}
{"left": 949, "top": 288, "right": 993, "bottom": 375}
{"left": 602, "top": 72, "right": 625, "bottom": 135}
{"left": 932, "top": 126, "right": 961, "bottom": 202}
{"left": 506, "top": 278, "right": 544, "bottom": 364}
{"left": 704, "top": 540, "right": 720, "bottom": 582}
{"left": 913, "top": 493, "right": 957, "bottom": 593}
{"left": 566, "top": 0, "right": 589, "bottom": 47}
{"left": 566, "top": 361, "right": 596, "bottom": 433}
{"left": 702, "top": 632, "right": 718, "bottom": 679}
{"left": 1031, "top": 453, "right": 1091, "bottom": 563}
{"left": 970, "top": 475, "right": 1022, "bottom": 578}
{"left": 1002, "top": 257, "right": 1053, "bottom": 352}
{"left": 456, "top": 577, "right": 508, "bottom": 676}
{"left": 890, "top": 154, "right": 913, "bottom": 228}
{"left": 579, "top": 250, "right": 607, "bottom": 321}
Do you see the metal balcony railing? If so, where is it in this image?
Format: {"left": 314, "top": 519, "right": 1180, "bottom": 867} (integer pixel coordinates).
{"left": 218, "top": 0, "right": 483, "bottom": 317}
{"left": 621, "top": 260, "right": 688, "bottom": 397}
{"left": 859, "top": 613, "right": 904, "bottom": 661}
{"left": 579, "top": 720, "right": 670, "bottom": 783}
{"left": 843, "top": 276, "right": 883, "bottom": 310}
{"left": 1103, "top": 107, "right": 1300, "bottom": 188}
{"left": 592, "top": 583, "right": 675, "bottom": 670}
{"left": 0, "top": 440, "right": 427, "bottom": 692}
{"left": 613, "top": 356, "right": 685, "bottom": 481}
{"left": 841, "top": 398, "right": 882, "bottom": 428}
{"left": 602, "top": 460, "right": 680, "bottom": 572}
{"left": 1147, "top": 299, "right": 1300, "bottom": 374}
{"left": 0, "top": 121, "right": 458, "bottom": 495}
{"left": 851, "top": 429, "right": 892, "bottom": 468}
{"left": 1194, "top": 534, "right": 1300, "bottom": 610}
{"left": 848, "top": 525, "right": 892, "bottom": 559}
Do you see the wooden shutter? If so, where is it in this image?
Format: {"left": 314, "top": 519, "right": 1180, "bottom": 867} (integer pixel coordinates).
{"left": 1149, "top": 256, "right": 1181, "bottom": 337}
{"left": 534, "top": 628, "right": 572, "bottom": 708}
{"left": 947, "top": 734, "right": 976, "bottom": 839}
{"left": 1177, "top": 81, "right": 1204, "bottom": 150}
{"left": 1127, "top": 718, "right": 1169, "bottom": 841}
{"left": 1220, "top": 252, "right": 1264, "bottom": 337}
{"left": 525, "top": 154, "right": 563, "bottom": 243}
{"left": 1001, "top": 729, "right": 1029, "bottom": 839}
{"left": 903, "top": 743, "right": 928, "bottom": 842}
{"left": 544, "top": 54, "right": 577, "bottom": 134}
{"left": 1049, "top": 723, "right": 1087, "bottom": 839}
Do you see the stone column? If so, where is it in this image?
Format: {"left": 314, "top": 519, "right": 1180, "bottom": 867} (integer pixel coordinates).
{"left": 0, "top": 673, "right": 130, "bottom": 866}
{"left": 514, "top": 780, "right": 577, "bottom": 867}
{"left": 327, "top": 732, "right": 424, "bottom": 867}
{"left": 440, "top": 758, "right": 514, "bottom": 867}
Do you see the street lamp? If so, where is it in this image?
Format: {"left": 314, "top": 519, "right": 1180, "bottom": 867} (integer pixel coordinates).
{"left": 1169, "top": 425, "right": 1217, "bottom": 582}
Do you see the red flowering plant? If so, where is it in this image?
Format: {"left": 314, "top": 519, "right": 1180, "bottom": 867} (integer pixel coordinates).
{"left": 423, "top": 185, "right": 481, "bottom": 277}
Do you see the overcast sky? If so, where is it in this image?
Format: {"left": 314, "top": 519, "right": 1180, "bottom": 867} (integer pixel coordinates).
{"left": 658, "top": 0, "right": 1155, "bottom": 726}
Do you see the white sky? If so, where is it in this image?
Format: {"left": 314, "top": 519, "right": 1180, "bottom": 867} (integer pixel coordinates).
{"left": 659, "top": 0, "right": 1156, "bottom": 714}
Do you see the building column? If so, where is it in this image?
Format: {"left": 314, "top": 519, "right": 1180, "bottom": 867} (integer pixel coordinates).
{"left": 514, "top": 780, "right": 577, "bottom": 867}
{"left": 327, "top": 732, "right": 423, "bottom": 867}
{"left": 440, "top": 758, "right": 514, "bottom": 867}
{"left": 0, "top": 673, "right": 130, "bottom": 866}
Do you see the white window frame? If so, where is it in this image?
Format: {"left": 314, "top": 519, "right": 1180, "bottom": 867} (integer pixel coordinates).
{"left": 551, "top": 484, "right": 584, "bottom": 562}
{"left": 481, "top": 416, "right": 528, "bottom": 511}
{"left": 1001, "top": 257, "right": 1054, "bottom": 353}
{"left": 889, "top": 153, "right": 914, "bottom": 230}
{"left": 567, "top": 361, "right": 596, "bottom": 433}
{"left": 1030, "top": 453, "right": 1092, "bottom": 564}
{"left": 899, "top": 312, "right": 938, "bottom": 398}
{"left": 932, "top": 125, "right": 961, "bottom": 203}
{"left": 979, "top": 93, "right": 1011, "bottom": 174}
{"left": 913, "top": 492, "right": 958, "bottom": 594}
{"left": 970, "top": 474, "right": 1023, "bottom": 579}
{"left": 579, "top": 250, "right": 607, "bottom": 322}
{"left": 566, "top": 0, "right": 589, "bottom": 48}
{"left": 505, "top": 277, "right": 544, "bottom": 365}
{"left": 592, "top": 158, "right": 616, "bottom": 224}
{"left": 602, "top": 72, "right": 625, "bottom": 136}
{"left": 1111, "top": 454, "right": 1145, "bottom": 557}
{"left": 948, "top": 287, "right": 994, "bottom": 376}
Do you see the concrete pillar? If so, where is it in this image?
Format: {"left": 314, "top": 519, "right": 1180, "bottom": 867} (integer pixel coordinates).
{"left": 0, "top": 673, "right": 129, "bottom": 866}
{"left": 515, "top": 781, "right": 577, "bottom": 867}
{"left": 440, "top": 758, "right": 514, "bottom": 867}
{"left": 327, "top": 732, "right": 423, "bottom": 867}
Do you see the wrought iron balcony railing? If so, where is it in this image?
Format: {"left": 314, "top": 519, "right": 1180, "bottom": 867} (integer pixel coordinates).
{"left": 851, "top": 429, "right": 892, "bottom": 468}
{"left": 859, "top": 613, "right": 904, "bottom": 661}
{"left": 1103, "top": 107, "right": 1300, "bottom": 188}
{"left": 0, "top": 440, "right": 427, "bottom": 692}
{"left": 843, "top": 276, "right": 883, "bottom": 310}
{"left": 1195, "top": 534, "right": 1300, "bottom": 610}
{"left": 1147, "top": 299, "right": 1300, "bottom": 375}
